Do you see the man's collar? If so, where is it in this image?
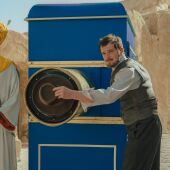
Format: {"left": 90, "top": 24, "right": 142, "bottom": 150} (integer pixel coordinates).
{"left": 112, "top": 54, "right": 127, "bottom": 71}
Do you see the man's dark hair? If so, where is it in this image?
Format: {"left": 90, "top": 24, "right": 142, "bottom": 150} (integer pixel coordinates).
{"left": 99, "top": 34, "right": 124, "bottom": 50}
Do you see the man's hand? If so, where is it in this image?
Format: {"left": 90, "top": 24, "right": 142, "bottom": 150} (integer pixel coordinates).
{"left": 53, "top": 86, "right": 94, "bottom": 103}
{"left": 53, "top": 86, "right": 74, "bottom": 100}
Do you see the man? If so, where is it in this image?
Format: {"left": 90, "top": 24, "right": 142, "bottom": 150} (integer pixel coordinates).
{"left": 0, "top": 22, "right": 20, "bottom": 170}
{"left": 53, "top": 34, "right": 162, "bottom": 170}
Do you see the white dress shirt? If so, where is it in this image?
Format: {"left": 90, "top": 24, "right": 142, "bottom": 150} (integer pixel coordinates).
{"left": 81, "top": 55, "right": 141, "bottom": 112}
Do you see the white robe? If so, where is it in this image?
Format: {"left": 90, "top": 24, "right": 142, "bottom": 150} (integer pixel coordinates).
{"left": 0, "top": 64, "right": 19, "bottom": 170}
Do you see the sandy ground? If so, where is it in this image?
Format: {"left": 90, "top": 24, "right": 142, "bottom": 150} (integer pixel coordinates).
{"left": 160, "top": 134, "right": 170, "bottom": 170}
{"left": 17, "top": 134, "right": 170, "bottom": 170}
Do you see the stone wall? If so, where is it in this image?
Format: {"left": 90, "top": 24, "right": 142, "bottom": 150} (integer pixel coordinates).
{"left": 123, "top": 0, "right": 170, "bottom": 132}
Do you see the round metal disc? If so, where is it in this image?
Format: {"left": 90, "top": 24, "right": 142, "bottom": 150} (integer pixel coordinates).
{"left": 26, "top": 68, "right": 79, "bottom": 125}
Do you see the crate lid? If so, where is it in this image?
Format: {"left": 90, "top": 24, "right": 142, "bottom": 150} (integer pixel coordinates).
{"left": 27, "top": 2, "right": 127, "bottom": 19}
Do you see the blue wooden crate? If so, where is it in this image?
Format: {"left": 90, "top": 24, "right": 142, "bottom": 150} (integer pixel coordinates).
{"left": 27, "top": 2, "right": 135, "bottom": 170}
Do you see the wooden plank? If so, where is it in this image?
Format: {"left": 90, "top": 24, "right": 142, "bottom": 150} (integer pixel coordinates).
{"left": 28, "top": 60, "right": 107, "bottom": 68}
{"left": 29, "top": 116, "right": 124, "bottom": 125}
{"left": 25, "top": 15, "right": 128, "bottom": 21}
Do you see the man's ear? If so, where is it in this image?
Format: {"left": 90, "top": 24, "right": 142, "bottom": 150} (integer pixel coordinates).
{"left": 119, "top": 48, "right": 124, "bottom": 55}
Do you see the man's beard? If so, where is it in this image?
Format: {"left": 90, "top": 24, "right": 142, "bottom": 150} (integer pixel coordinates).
{"left": 105, "top": 59, "right": 119, "bottom": 68}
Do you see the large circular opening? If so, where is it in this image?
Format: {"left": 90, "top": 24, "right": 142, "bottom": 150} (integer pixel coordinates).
{"left": 25, "top": 68, "right": 92, "bottom": 126}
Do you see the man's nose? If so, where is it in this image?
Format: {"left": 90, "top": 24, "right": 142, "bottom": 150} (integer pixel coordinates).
{"left": 105, "top": 53, "right": 111, "bottom": 59}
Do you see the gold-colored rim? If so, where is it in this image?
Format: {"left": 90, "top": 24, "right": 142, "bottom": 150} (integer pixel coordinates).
{"left": 25, "top": 67, "right": 90, "bottom": 126}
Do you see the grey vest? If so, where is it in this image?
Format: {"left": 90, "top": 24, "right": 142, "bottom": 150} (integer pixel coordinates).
{"left": 110, "top": 59, "right": 158, "bottom": 125}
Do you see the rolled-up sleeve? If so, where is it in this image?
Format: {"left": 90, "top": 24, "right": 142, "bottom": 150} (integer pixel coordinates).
{"left": 81, "top": 67, "right": 137, "bottom": 112}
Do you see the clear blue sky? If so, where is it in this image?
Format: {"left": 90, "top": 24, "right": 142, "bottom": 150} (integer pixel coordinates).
{"left": 0, "top": 0, "right": 121, "bottom": 33}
